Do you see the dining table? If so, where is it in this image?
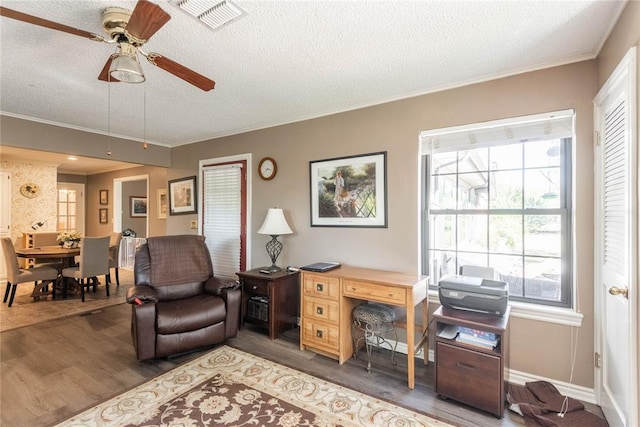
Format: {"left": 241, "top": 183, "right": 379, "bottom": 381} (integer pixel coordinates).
{"left": 15, "top": 245, "right": 81, "bottom": 299}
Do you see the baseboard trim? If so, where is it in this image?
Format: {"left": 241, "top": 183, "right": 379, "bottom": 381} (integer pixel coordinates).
{"left": 383, "top": 339, "right": 597, "bottom": 404}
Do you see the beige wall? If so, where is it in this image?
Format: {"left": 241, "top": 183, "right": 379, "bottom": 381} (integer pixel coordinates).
{"left": 172, "top": 60, "right": 598, "bottom": 388}
{"left": 85, "top": 166, "right": 167, "bottom": 238}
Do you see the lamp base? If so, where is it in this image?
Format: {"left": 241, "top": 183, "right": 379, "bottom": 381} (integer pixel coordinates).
{"left": 266, "top": 264, "right": 282, "bottom": 272}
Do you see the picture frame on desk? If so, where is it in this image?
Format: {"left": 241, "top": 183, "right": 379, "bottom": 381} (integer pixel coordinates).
{"left": 309, "top": 151, "right": 387, "bottom": 228}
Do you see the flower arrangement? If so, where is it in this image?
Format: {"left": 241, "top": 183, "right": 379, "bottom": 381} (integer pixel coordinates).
{"left": 57, "top": 231, "right": 82, "bottom": 248}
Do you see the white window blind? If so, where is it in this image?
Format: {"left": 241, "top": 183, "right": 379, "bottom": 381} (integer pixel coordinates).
{"left": 420, "top": 109, "right": 574, "bottom": 154}
{"left": 202, "top": 163, "right": 243, "bottom": 278}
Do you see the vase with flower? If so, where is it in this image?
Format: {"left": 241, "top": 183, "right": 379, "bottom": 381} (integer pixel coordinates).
{"left": 57, "top": 231, "right": 82, "bottom": 248}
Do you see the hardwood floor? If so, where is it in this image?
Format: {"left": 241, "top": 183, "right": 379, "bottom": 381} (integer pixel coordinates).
{"left": 0, "top": 302, "right": 602, "bottom": 427}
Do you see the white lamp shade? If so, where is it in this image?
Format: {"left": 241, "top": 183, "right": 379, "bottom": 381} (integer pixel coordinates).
{"left": 257, "top": 208, "right": 292, "bottom": 235}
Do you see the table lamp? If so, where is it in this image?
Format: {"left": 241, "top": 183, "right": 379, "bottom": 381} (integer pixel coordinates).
{"left": 257, "top": 208, "right": 293, "bottom": 272}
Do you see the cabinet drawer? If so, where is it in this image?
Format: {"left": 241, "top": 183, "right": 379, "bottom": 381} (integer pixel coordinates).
{"left": 302, "top": 319, "right": 339, "bottom": 352}
{"left": 302, "top": 275, "right": 340, "bottom": 300}
{"left": 343, "top": 279, "right": 406, "bottom": 305}
{"left": 242, "top": 278, "right": 269, "bottom": 295}
{"left": 303, "top": 296, "right": 339, "bottom": 324}
{"left": 436, "top": 342, "right": 501, "bottom": 415}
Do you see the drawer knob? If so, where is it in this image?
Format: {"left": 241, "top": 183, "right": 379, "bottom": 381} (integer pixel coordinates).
{"left": 316, "top": 283, "right": 323, "bottom": 292}
{"left": 316, "top": 307, "right": 323, "bottom": 315}
{"left": 252, "top": 285, "right": 257, "bottom": 290}
{"left": 316, "top": 330, "right": 323, "bottom": 338}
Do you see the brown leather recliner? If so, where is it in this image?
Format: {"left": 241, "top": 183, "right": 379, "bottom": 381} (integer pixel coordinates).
{"left": 125, "top": 235, "right": 240, "bottom": 361}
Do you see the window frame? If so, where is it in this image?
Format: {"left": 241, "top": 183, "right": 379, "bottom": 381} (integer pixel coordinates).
{"left": 420, "top": 111, "right": 575, "bottom": 311}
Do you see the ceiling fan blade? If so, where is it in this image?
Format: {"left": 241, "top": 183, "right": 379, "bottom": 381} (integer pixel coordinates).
{"left": 98, "top": 55, "right": 120, "bottom": 82}
{"left": 126, "top": 0, "right": 171, "bottom": 42}
{"left": 0, "top": 6, "right": 105, "bottom": 42}
{"left": 146, "top": 53, "right": 215, "bottom": 91}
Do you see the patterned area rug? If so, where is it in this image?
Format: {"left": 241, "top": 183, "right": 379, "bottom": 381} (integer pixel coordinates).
{"left": 0, "top": 269, "right": 134, "bottom": 332}
{"left": 55, "top": 346, "right": 453, "bottom": 427}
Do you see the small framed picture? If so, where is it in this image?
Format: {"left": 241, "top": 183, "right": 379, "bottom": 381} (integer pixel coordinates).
{"left": 168, "top": 176, "right": 197, "bottom": 215}
{"left": 99, "top": 208, "right": 108, "bottom": 224}
{"left": 99, "top": 189, "right": 108, "bottom": 205}
{"left": 130, "top": 196, "right": 147, "bottom": 218}
{"left": 157, "top": 188, "right": 168, "bottom": 219}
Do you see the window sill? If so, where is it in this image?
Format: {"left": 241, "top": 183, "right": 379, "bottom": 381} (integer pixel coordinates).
{"left": 428, "top": 290, "right": 583, "bottom": 327}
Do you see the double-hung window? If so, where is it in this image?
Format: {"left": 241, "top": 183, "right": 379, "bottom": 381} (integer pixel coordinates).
{"left": 420, "top": 110, "right": 574, "bottom": 308}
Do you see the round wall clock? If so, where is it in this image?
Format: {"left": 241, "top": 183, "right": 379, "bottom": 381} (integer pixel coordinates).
{"left": 20, "top": 183, "right": 40, "bottom": 198}
{"left": 258, "top": 157, "right": 277, "bottom": 180}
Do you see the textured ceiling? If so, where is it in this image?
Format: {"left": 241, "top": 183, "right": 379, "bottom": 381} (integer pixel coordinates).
{"left": 0, "top": 0, "right": 628, "bottom": 150}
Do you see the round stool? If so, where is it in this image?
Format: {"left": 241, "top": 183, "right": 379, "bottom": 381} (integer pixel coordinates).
{"left": 352, "top": 303, "right": 398, "bottom": 372}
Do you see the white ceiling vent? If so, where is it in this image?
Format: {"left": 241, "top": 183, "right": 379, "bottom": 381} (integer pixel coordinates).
{"left": 175, "top": 0, "right": 247, "bottom": 31}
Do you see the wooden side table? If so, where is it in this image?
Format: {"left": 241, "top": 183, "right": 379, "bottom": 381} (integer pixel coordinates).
{"left": 236, "top": 268, "right": 300, "bottom": 340}
{"left": 433, "top": 305, "right": 510, "bottom": 418}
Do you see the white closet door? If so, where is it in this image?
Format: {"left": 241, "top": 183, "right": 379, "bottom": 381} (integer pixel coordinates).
{"left": 594, "top": 47, "right": 637, "bottom": 427}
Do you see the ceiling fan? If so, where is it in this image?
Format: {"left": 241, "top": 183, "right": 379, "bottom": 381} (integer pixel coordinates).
{"left": 0, "top": 0, "right": 215, "bottom": 91}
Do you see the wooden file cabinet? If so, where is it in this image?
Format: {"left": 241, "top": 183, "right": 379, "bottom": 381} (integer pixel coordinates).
{"left": 237, "top": 269, "right": 300, "bottom": 340}
{"left": 434, "top": 305, "right": 510, "bottom": 418}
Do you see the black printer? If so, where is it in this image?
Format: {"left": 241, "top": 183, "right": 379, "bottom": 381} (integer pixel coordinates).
{"left": 438, "top": 274, "right": 508, "bottom": 316}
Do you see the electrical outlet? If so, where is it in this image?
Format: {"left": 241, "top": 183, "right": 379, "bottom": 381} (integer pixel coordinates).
{"left": 190, "top": 220, "right": 197, "bottom": 229}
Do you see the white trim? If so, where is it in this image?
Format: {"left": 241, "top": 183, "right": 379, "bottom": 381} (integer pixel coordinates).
{"left": 507, "top": 369, "right": 597, "bottom": 404}
{"left": 428, "top": 290, "right": 583, "bottom": 326}
{"left": 384, "top": 339, "right": 596, "bottom": 403}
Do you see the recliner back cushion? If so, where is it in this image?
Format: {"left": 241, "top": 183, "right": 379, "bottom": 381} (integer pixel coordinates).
{"left": 147, "top": 235, "right": 212, "bottom": 286}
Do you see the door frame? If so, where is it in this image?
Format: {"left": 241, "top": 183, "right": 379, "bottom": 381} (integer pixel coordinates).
{"left": 113, "top": 174, "right": 149, "bottom": 236}
{"left": 594, "top": 46, "right": 638, "bottom": 427}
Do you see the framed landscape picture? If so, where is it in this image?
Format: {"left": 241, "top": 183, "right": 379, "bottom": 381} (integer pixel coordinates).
{"left": 169, "top": 176, "right": 197, "bottom": 215}
{"left": 309, "top": 151, "right": 387, "bottom": 227}
{"left": 130, "top": 196, "right": 147, "bottom": 218}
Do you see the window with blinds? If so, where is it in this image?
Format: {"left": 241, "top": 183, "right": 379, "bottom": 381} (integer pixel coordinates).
{"left": 201, "top": 161, "right": 246, "bottom": 278}
{"left": 420, "top": 110, "right": 574, "bottom": 307}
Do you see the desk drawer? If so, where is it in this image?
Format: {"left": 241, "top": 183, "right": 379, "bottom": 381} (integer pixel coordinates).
{"left": 436, "top": 342, "right": 501, "bottom": 415}
{"left": 303, "top": 296, "right": 339, "bottom": 324}
{"left": 343, "top": 279, "right": 406, "bottom": 305}
{"left": 302, "top": 275, "right": 340, "bottom": 300}
{"left": 242, "top": 278, "right": 269, "bottom": 295}
{"left": 302, "top": 319, "right": 339, "bottom": 352}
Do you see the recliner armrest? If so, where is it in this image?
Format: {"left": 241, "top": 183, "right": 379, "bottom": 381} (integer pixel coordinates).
{"left": 204, "top": 276, "right": 239, "bottom": 295}
{"left": 126, "top": 285, "right": 159, "bottom": 304}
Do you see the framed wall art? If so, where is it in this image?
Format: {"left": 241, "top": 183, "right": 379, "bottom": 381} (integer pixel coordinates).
{"left": 99, "top": 189, "right": 108, "bottom": 205}
{"left": 309, "top": 151, "right": 387, "bottom": 227}
{"left": 168, "top": 176, "right": 197, "bottom": 215}
{"left": 130, "top": 196, "right": 147, "bottom": 218}
{"left": 157, "top": 188, "right": 168, "bottom": 219}
{"left": 99, "top": 208, "right": 108, "bottom": 224}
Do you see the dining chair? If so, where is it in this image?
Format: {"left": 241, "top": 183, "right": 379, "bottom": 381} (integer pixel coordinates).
{"left": 106, "top": 232, "right": 122, "bottom": 286}
{"left": 1, "top": 237, "right": 60, "bottom": 307}
{"left": 61, "top": 236, "right": 110, "bottom": 302}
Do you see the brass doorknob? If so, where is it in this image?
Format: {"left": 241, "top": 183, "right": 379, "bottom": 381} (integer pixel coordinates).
{"left": 608, "top": 286, "right": 629, "bottom": 299}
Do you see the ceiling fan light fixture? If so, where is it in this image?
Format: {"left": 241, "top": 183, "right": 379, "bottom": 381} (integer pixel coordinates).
{"left": 110, "top": 52, "right": 145, "bottom": 83}
{"left": 176, "top": 0, "right": 247, "bottom": 31}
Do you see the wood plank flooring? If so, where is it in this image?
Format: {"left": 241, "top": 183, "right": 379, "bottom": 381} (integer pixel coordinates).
{"left": 0, "top": 302, "right": 603, "bottom": 427}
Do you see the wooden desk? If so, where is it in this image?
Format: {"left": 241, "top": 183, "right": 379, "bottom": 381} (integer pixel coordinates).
{"left": 300, "top": 265, "right": 428, "bottom": 389}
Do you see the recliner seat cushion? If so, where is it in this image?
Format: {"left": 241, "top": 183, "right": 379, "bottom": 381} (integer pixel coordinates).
{"left": 156, "top": 295, "right": 226, "bottom": 334}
